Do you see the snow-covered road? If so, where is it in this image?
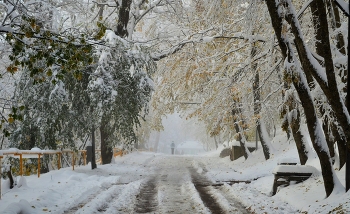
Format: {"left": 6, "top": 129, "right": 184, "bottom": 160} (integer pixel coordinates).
{"left": 3, "top": 147, "right": 349, "bottom": 213}
{"left": 1, "top": 152, "right": 249, "bottom": 214}
{"left": 63, "top": 155, "right": 248, "bottom": 214}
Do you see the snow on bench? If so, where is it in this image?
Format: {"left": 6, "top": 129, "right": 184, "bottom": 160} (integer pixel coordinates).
{"left": 277, "top": 157, "right": 298, "bottom": 165}
{"left": 272, "top": 164, "right": 317, "bottom": 196}
{"left": 273, "top": 165, "right": 317, "bottom": 174}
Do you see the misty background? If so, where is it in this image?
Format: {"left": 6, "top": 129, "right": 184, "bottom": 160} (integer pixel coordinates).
{"left": 147, "top": 113, "right": 217, "bottom": 154}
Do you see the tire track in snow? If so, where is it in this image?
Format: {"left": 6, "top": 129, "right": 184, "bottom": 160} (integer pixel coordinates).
{"left": 77, "top": 184, "right": 125, "bottom": 213}
{"left": 133, "top": 175, "right": 159, "bottom": 213}
{"left": 62, "top": 156, "right": 251, "bottom": 213}
{"left": 189, "top": 166, "right": 249, "bottom": 214}
{"left": 64, "top": 155, "right": 157, "bottom": 214}
{"left": 190, "top": 166, "right": 225, "bottom": 214}
{"left": 157, "top": 168, "right": 209, "bottom": 214}
{"left": 210, "top": 185, "right": 249, "bottom": 213}
{"left": 104, "top": 179, "right": 148, "bottom": 213}
{"left": 62, "top": 184, "right": 113, "bottom": 214}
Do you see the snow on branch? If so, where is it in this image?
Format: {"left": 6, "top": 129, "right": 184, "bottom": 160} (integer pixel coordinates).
{"left": 134, "top": 0, "right": 163, "bottom": 25}
{"left": 151, "top": 33, "right": 266, "bottom": 61}
{"left": 151, "top": 40, "right": 192, "bottom": 61}
{"left": 297, "top": 0, "right": 314, "bottom": 19}
{"left": 334, "top": 0, "right": 350, "bottom": 17}
{"left": 212, "top": 33, "right": 266, "bottom": 43}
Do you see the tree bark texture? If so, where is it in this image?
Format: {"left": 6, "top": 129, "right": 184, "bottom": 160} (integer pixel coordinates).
{"left": 154, "top": 131, "right": 160, "bottom": 152}
{"left": 331, "top": 124, "right": 346, "bottom": 169}
{"left": 7, "top": 167, "right": 14, "bottom": 189}
{"left": 286, "top": 1, "right": 350, "bottom": 158}
{"left": 281, "top": 88, "right": 309, "bottom": 165}
{"left": 310, "top": 2, "right": 338, "bottom": 164}
{"left": 256, "top": 121, "right": 271, "bottom": 160}
{"left": 232, "top": 107, "right": 250, "bottom": 160}
{"left": 213, "top": 135, "right": 219, "bottom": 150}
{"left": 116, "top": 0, "right": 132, "bottom": 38}
{"left": 265, "top": 0, "right": 336, "bottom": 197}
{"left": 322, "top": 116, "right": 336, "bottom": 164}
{"left": 100, "top": 120, "right": 113, "bottom": 164}
{"left": 289, "top": 109, "right": 309, "bottom": 165}
{"left": 326, "top": 0, "right": 346, "bottom": 55}
{"left": 326, "top": 0, "right": 347, "bottom": 95}
{"left": 291, "top": 68, "right": 335, "bottom": 197}
{"left": 91, "top": 127, "right": 97, "bottom": 169}
{"left": 252, "top": 43, "right": 271, "bottom": 160}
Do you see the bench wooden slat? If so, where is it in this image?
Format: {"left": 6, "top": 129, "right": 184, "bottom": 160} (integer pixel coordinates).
{"left": 274, "top": 172, "right": 313, "bottom": 177}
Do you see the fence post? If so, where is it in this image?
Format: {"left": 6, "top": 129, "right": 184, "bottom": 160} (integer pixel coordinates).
{"left": 82, "top": 151, "right": 86, "bottom": 166}
{"left": 38, "top": 154, "right": 41, "bottom": 178}
{"left": 57, "top": 153, "right": 61, "bottom": 170}
{"left": 19, "top": 154, "right": 23, "bottom": 176}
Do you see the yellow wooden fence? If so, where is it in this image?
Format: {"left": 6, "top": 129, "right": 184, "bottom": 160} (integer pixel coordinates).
{"left": 0, "top": 148, "right": 124, "bottom": 199}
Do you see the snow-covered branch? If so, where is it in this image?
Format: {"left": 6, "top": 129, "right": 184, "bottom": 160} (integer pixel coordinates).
{"left": 212, "top": 33, "right": 266, "bottom": 43}
{"left": 333, "top": 0, "right": 350, "bottom": 16}
{"left": 151, "top": 40, "right": 192, "bottom": 61}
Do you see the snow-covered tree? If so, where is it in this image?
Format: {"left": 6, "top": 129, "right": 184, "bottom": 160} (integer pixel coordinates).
{"left": 89, "top": 31, "right": 155, "bottom": 163}
{"left": 0, "top": 0, "right": 156, "bottom": 166}
{"left": 264, "top": 0, "right": 348, "bottom": 197}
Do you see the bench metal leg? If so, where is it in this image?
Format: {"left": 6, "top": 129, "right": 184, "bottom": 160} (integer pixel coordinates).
{"left": 272, "top": 177, "right": 278, "bottom": 196}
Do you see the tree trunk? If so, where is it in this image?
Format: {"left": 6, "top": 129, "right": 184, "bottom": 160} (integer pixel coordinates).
{"left": 116, "top": 0, "right": 132, "bottom": 38}
{"left": 213, "top": 135, "right": 219, "bottom": 150}
{"left": 281, "top": 87, "right": 310, "bottom": 165}
{"left": 232, "top": 107, "right": 250, "bottom": 160}
{"left": 288, "top": 0, "right": 350, "bottom": 164}
{"left": 154, "top": 131, "right": 160, "bottom": 152}
{"left": 310, "top": 1, "right": 336, "bottom": 164}
{"left": 310, "top": 1, "right": 324, "bottom": 62}
{"left": 265, "top": 0, "right": 337, "bottom": 197}
{"left": 20, "top": 126, "right": 37, "bottom": 150}
{"left": 7, "top": 167, "right": 14, "bottom": 189}
{"left": 100, "top": 120, "right": 113, "bottom": 164}
{"left": 326, "top": 0, "right": 346, "bottom": 55}
{"left": 256, "top": 121, "right": 271, "bottom": 160}
{"left": 325, "top": 0, "right": 347, "bottom": 173}
{"left": 291, "top": 68, "right": 335, "bottom": 197}
{"left": 322, "top": 116, "right": 335, "bottom": 164}
{"left": 326, "top": 0, "right": 347, "bottom": 98}
{"left": 332, "top": 124, "right": 346, "bottom": 169}
{"left": 252, "top": 44, "right": 272, "bottom": 160}
{"left": 289, "top": 109, "right": 309, "bottom": 165}
{"left": 306, "top": 0, "right": 349, "bottom": 191}
{"left": 91, "top": 127, "right": 97, "bottom": 169}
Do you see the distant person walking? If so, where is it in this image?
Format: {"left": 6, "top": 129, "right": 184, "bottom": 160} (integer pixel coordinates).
{"left": 171, "top": 142, "right": 175, "bottom": 155}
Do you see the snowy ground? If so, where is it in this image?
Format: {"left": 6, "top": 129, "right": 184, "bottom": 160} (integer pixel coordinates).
{"left": 1, "top": 132, "right": 350, "bottom": 213}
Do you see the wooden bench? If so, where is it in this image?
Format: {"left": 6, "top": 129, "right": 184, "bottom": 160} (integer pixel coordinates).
{"left": 272, "top": 164, "right": 316, "bottom": 195}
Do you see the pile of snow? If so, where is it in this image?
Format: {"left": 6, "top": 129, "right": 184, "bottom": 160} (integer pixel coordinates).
{"left": 197, "top": 129, "right": 349, "bottom": 213}
{"left": 272, "top": 165, "right": 317, "bottom": 174}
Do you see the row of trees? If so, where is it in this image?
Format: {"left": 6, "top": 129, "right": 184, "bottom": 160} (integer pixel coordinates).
{"left": 152, "top": 0, "right": 349, "bottom": 197}
{"left": 0, "top": 0, "right": 349, "bottom": 198}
